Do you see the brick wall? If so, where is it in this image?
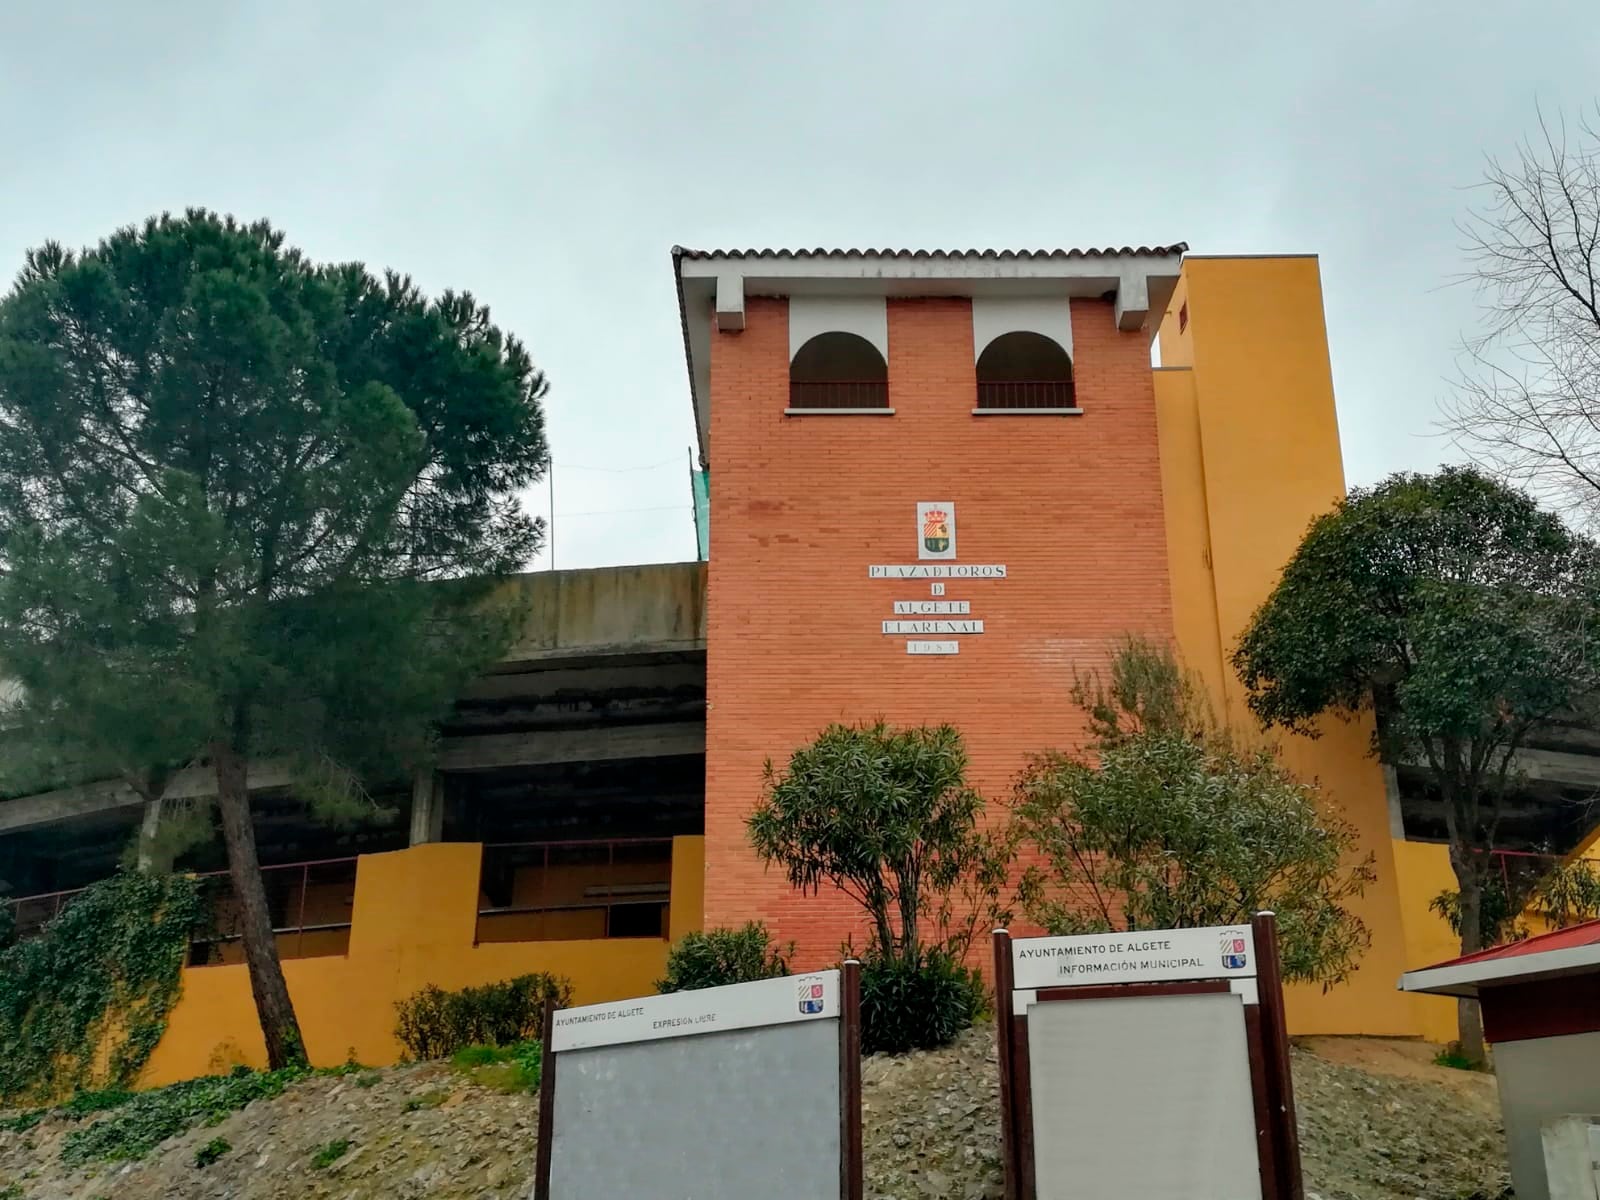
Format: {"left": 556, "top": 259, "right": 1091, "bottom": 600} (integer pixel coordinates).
{"left": 705, "top": 295, "right": 1174, "bottom": 963}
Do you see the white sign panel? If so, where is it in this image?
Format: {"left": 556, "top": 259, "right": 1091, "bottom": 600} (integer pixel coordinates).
{"left": 893, "top": 600, "right": 970, "bottom": 614}
{"left": 907, "top": 640, "right": 959, "bottom": 655}
{"left": 1027, "top": 993, "right": 1262, "bottom": 1200}
{"left": 869, "top": 564, "right": 1006, "bottom": 579}
{"left": 1011, "top": 926, "right": 1257, "bottom": 990}
{"left": 917, "top": 501, "right": 956, "bottom": 560}
{"left": 882, "top": 619, "right": 984, "bottom": 635}
{"left": 551, "top": 970, "right": 838, "bottom": 1052}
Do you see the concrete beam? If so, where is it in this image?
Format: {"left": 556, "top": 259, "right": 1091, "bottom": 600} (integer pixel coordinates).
{"left": 1398, "top": 746, "right": 1600, "bottom": 792}
{"left": 444, "top": 696, "right": 705, "bottom": 734}
{"left": 0, "top": 777, "right": 143, "bottom": 833}
{"left": 497, "top": 563, "right": 707, "bottom": 667}
{"left": 136, "top": 800, "right": 162, "bottom": 871}
{"left": 409, "top": 770, "right": 444, "bottom": 846}
{"left": 1383, "top": 765, "right": 1405, "bottom": 841}
{"left": 1113, "top": 269, "right": 1149, "bottom": 331}
{"left": 456, "top": 660, "right": 706, "bottom": 703}
{"left": 437, "top": 721, "right": 705, "bottom": 772}
{"left": 715, "top": 271, "right": 745, "bottom": 332}
{"left": 0, "top": 760, "right": 293, "bottom": 835}
{"left": 1512, "top": 747, "right": 1600, "bottom": 789}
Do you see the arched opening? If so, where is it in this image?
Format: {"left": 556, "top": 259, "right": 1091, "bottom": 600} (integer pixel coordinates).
{"left": 975, "top": 331, "right": 1075, "bottom": 410}
{"left": 789, "top": 332, "right": 889, "bottom": 410}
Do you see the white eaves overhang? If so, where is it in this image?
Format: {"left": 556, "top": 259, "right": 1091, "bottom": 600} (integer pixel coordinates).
{"left": 672, "top": 244, "right": 1187, "bottom": 462}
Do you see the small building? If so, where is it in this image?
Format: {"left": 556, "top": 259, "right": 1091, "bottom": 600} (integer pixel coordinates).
{"left": 1401, "top": 920, "right": 1600, "bottom": 1200}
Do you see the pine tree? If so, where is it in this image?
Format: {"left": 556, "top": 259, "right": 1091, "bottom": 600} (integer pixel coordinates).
{"left": 0, "top": 211, "right": 549, "bottom": 1067}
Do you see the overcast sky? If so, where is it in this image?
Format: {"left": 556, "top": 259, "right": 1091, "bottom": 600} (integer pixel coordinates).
{"left": 2, "top": 2, "right": 1596, "bottom": 569}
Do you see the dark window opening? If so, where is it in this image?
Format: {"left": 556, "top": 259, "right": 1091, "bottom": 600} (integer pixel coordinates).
{"left": 608, "top": 901, "right": 669, "bottom": 938}
{"left": 975, "top": 331, "right": 1075, "bottom": 410}
{"left": 1178, "top": 301, "right": 1189, "bottom": 333}
{"left": 789, "top": 332, "right": 889, "bottom": 410}
{"left": 475, "top": 838, "right": 674, "bottom": 944}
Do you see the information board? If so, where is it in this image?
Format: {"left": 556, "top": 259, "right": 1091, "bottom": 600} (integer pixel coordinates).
{"left": 993, "top": 914, "right": 1302, "bottom": 1200}
{"left": 1027, "top": 994, "right": 1262, "bottom": 1199}
{"left": 533, "top": 965, "right": 862, "bottom": 1200}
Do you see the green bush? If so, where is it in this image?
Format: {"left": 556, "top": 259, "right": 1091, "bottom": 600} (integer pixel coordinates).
{"left": 449, "top": 1045, "right": 505, "bottom": 1069}
{"left": 193, "top": 1137, "right": 231, "bottom": 1168}
{"left": 859, "top": 948, "right": 987, "bottom": 1056}
{"left": 0, "top": 1086, "right": 135, "bottom": 1139}
{"left": 402, "top": 1090, "right": 447, "bottom": 1113}
{"left": 656, "top": 923, "right": 792, "bottom": 993}
{"left": 1433, "top": 1045, "right": 1488, "bottom": 1072}
{"left": 311, "top": 1138, "right": 351, "bottom": 1169}
{"left": 393, "top": 973, "right": 573, "bottom": 1061}
{"left": 508, "top": 1040, "right": 543, "bottom": 1090}
{"left": 0, "top": 1110, "right": 45, "bottom": 1135}
{"left": 449, "top": 1039, "right": 543, "bottom": 1092}
{"left": 60, "top": 1065, "right": 304, "bottom": 1165}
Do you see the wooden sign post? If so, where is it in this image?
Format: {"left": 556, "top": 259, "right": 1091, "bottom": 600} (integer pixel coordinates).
{"left": 994, "top": 912, "right": 1301, "bottom": 1200}
{"left": 534, "top": 961, "right": 863, "bottom": 1200}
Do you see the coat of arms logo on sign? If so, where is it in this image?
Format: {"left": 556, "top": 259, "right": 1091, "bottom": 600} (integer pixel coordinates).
{"left": 1221, "top": 933, "right": 1249, "bottom": 971}
{"left": 916, "top": 501, "right": 956, "bottom": 560}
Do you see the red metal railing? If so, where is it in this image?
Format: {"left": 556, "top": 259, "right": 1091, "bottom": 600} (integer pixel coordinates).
{"left": 975, "top": 379, "right": 1077, "bottom": 410}
{"left": 2, "top": 856, "right": 359, "bottom": 964}
{"left": 788, "top": 380, "right": 890, "bottom": 410}
{"left": 5, "top": 886, "right": 82, "bottom": 942}
{"left": 188, "top": 857, "right": 359, "bottom": 965}
{"left": 1472, "top": 846, "right": 1600, "bottom": 892}
{"left": 476, "top": 837, "right": 673, "bottom": 944}
{"left": 5, "top": 837, "right": 679, "bottom": 956}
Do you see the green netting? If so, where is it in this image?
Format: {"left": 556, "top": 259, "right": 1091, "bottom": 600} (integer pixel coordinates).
{"left": 691, "top": 469, "right": 710, "bottom": 561}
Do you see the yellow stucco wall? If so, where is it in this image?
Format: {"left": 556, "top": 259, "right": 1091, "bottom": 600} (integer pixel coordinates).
{"left": 141, "top": 836, "right": 704, "bottom": 1085}
{"left": 1389, "top": 840, "right": 1463, "bottom": 1042}
{"left": 668, "top": 831, "right": 706, "bottom": 943}
{"left": 1154, "top": 257, "right": 1435, "bottom": 1037}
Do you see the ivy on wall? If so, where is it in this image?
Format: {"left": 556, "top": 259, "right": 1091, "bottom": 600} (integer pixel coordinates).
{"left": 0, "top": 872, "right": 202, "bottom": 1104}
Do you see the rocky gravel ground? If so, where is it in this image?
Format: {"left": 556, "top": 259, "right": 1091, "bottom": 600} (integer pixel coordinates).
{"left": 0, "top": 1027, "right": 1512, "bottom": 1199}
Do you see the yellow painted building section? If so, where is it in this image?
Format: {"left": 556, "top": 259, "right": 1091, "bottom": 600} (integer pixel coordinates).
{"left": 1389, "top": 840, "right": 1464, "bottom": 1042}
{"left": 141, "top": 837, "right": 704, "bottom": 1085}
{"left": 1154, "top": 257, "right": 1448, "bottom": 1038}
{"left": 668, "top": 831, "right": 706, "bottom": 943}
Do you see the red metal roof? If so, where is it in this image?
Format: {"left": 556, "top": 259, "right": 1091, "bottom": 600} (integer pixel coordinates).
{"left": 1422, "top": 918, "right": 1600, "bottom": 971}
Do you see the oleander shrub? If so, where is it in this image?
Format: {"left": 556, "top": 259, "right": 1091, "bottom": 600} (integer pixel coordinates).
{"left": 656, "top": 923, "right": 792, "bottom": 993}
{"left": 858, "top": 947, "right": 987, "bottom": 1057}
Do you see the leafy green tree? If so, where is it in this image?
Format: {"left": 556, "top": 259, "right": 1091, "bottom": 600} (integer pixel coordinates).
{"left": 1011, "top": 637, "right": 1374, "bottom": 988}
{"left": 0, "top": 211, "right": 548, "bottom": 1068}
{"left": 1430, "top": 856, "right": 1600, "bottom": 945}
{"left": 1429, "top": 882, "right": 1526, "bottom": 947}
{"left": 1529, "top": 858, "right": 1600, "bottom": 927}
{"left": 747, "top": 720, "right": 1012, "bottom": 966}
{"left": 1233, "top": 466, "right": 1600, "bottom": 1061}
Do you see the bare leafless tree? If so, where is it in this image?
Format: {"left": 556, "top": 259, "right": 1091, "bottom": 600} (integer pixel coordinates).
{"left": 1445, "top": 105, "right": 1600, "bottom": 527}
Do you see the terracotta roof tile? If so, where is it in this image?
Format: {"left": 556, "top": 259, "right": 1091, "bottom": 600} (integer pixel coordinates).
{"left": 672, "top": 244, "right": 1188, "bottom": 261}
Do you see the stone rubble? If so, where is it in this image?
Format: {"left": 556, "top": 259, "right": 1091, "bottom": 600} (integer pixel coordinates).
{"left": 0, "top": 1026, "right": 1512, "bottom": 1199}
